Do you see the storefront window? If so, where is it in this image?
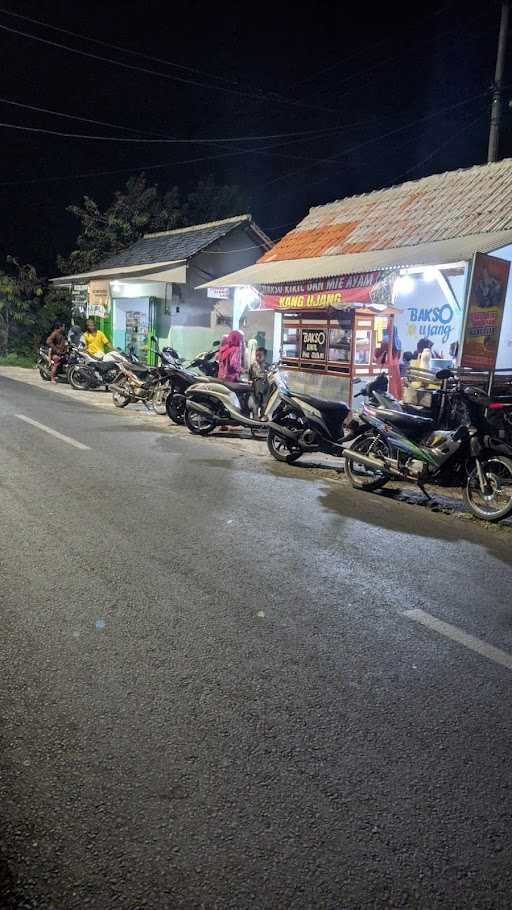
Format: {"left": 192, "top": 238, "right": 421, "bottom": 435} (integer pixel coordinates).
{"left": 282, "top": 324, "right": 299, "bottom": 359}
{"left": 354, "top": 328, "right": 372, "bottom": 364}
{"left": 328, "top": 326, "right": 352, "bottom": 363}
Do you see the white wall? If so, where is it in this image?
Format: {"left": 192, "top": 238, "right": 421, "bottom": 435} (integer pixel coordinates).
{"left": 393, "top": 273, "right": 464, "bottom": 360}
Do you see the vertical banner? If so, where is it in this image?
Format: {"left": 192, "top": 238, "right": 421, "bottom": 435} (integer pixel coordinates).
{"left": 460, "top": 252, "right": 510, "bottom": 370}
{"left": 87, "top": 280, "right": 111, "bottom": 319}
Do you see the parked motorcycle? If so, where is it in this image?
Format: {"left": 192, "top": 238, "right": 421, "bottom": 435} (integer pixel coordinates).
{"left": 344, "top": 369, "right": 512, "bottom": 523}
{"left": 357, "top": 371, "right": 512, "bottom": 447}
{"left": 187, "top": 340, "right": 220, "bottom": 377}
{"left": 37, "top": 344, "right": 75, "bottom": 383}
{"left": 184, "top": 363, "right": 282, "bottom": 435}
{"left": 164, "top": 340, "right": 222, "bottom": 424}
{"left": 109, "top": 339, "right": 178, "bottom": 412}
{"left": 68, "top": 347, "right": 139, "bottom": 392}
{"left": 266, "top": 377, "right": 350, "bottom": 464}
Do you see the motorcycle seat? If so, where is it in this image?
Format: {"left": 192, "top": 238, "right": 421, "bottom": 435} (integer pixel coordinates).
{"left": 220, "top": 380, "right": 252, "bottom": 393}
{"left": 93, "top": 359, "right": 119, "bottom": 372}
{"left": 402, "top": 403, "right": 432, "bottom": 417}
{"left": 376, "top": 407, "right": 435, "bottom": 433}
{"left": 127, "top": 362, "right": 151, "bottom": 374}
{"left": 292, "top": 391, "right": 349, "bottom": 413}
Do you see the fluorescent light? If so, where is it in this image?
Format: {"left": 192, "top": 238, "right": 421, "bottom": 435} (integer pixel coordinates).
{"left": 395, "top": 275, "right": 415, "bottom": 295}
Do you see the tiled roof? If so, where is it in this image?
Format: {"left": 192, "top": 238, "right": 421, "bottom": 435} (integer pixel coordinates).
{"left": 98, "top": 215, "right": 269, "bottom": 269}
{"left": 260, "top": 158, "right": 512, "bottom": 263}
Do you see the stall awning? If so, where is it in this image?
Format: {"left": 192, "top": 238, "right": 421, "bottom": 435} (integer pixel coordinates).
{"left": 199, "top": 230, "right": 512, "bottom": 289}
{"left": 51, "top": 260, "right": 187, "bottom": 285}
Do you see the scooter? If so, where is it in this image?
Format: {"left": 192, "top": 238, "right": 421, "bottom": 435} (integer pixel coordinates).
{"left": 266, "top": 379, "right": 351, "bottom": 464}
{"left": 184, "top": 363, "right": 282, "bottom": 436}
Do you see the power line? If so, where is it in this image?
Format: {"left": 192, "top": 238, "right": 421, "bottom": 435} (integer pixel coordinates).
{"left": 0, "top": 21, "right": 342, "bottom": 117}
{"left": 0, "top": 5, "right": 244, "bottom": 88}
{"left": 293, "top": 3, "right": 453, "bottom": 92}
{"left": 389, "top": 108, "right": 488, "bottom": 185}
{"left": 0, "top": 97, "right": 354, "bottom": 144}
{"left": 256, "top": 88, "right": 492, "bottom": 194}
{"left": 0, "top": 128, "right": 356, "bottom": 189}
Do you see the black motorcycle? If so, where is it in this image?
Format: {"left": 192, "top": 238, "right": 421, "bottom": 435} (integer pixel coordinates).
{"left": 344, "top": 370, "right": 512, "bottom": 523}
{"left": 266, "top": 380, "right": 350, "bottom": 464}
{"left": 109, "top": 339, "right": 181, "bottom": 412}
{"left": 68, "top": 346, "right": 138, "bottom": 392}
{"left": 165, "top": 340, "right": 221, "bottom": 425}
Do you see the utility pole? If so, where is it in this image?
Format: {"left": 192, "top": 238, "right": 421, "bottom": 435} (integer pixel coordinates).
{"left": 488, "top": 0, "right": 510, "bottom": 163}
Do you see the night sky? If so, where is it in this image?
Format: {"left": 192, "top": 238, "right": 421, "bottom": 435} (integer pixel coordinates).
{"left": 0, "top": 0, "right": 508, "bottom": 275}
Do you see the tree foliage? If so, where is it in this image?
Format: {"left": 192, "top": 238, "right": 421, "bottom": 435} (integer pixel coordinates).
{"left": 0, "top": 258, "right": 73, "bottom": 356}
{"left": 58, "top": 173, "right": 248, "bottom": 275}
{"left": 0, "top": 173, "right": 248, "bottom": 356}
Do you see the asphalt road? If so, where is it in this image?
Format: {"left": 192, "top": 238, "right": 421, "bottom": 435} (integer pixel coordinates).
{"left": 2, "top": 374, "right": 512, "bottom": 910}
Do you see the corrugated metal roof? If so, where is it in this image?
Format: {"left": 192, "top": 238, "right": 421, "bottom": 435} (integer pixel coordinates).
{"left": 200, "top": 230, "right": 512, "bottom": 288}
{"left": 51, "top": 260, "right": 186, "bottom": 284}
{"left": 96, "top": 215, "right": 271, "bottom": 270}
{"left": 260, "top": 158, "right": 512, "bottom": 262}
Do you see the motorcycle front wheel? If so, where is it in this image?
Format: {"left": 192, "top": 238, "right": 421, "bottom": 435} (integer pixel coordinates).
{"left": 38, "top": 365, "right": 51, "bottom": 381}
{"left": 344, "top": 432, "right": 391, "bottom": 491}
{"left": 464, "top": 456, "right": 512, "bottom": 522}
{"left": 166, "top": 392, "right": 186, "bottom": 425}
{"left": 69, "top": 365, "right": 91, "bottom": 391}
{"left": 267, "top": 428, "right": 302, "bottom": 463}
{"left": 184, "top": 406, "right": 215, "bottom": 435}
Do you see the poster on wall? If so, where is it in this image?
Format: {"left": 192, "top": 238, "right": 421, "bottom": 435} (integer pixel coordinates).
{"left": 71, "top": 283, "right": 88, "bottom": 316}
{"left": 300, "top": 328, "right": 327, "bottom": 362}
{"left": 392, "top": 274, "right": 464, "bottom": 362}
{"left": 87, "top": 280, "right": 111, "bottom": 319}
{"left": 460, "top": 252, "right": 510, "bottom": 370}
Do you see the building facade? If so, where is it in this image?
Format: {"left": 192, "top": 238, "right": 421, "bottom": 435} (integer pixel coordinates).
{"left": 53, "top": 215, "right": 272, "bottom": 362}
{"left": 204, "top": 159, "right": 512, "bottom": 402}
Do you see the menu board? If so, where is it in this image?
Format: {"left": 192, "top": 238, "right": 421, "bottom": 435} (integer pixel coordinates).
{"left": 300, "top": 328, "right": 327, "bottom": 362}
{"left": 460, "top": 253, "right": 509, "bottom": 370}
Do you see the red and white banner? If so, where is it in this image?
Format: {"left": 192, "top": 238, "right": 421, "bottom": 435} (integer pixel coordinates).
{"left": 256, "top": 271, "right": 391, "bottom": 310}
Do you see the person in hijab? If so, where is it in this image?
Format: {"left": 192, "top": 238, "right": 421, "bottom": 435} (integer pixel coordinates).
{"left": 217, "top": 330, "right": 244, "bottom": 382}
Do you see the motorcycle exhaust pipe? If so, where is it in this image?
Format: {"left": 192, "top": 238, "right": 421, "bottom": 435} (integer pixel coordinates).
{"left": 109, "top": 382, "right": 131, "bottom": 395}
{"left": 344, "top": 447, "right": 400, "bottom": 477}
{"left": 187, "top": 400, "right": 218, "bottom": 420}
{"left": 266, "top": 421, "right": 300, "bottom": 443}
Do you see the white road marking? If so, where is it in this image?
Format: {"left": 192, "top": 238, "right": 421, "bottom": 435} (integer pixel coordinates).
{"left": 15, "top": 414, "right": 90, "bottom": 450}
{"left": 404, "top": 608, "right": 512, "bottom": 672}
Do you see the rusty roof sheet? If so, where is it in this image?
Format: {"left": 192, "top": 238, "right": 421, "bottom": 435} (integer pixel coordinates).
{"left": 261, "top": 158, "right": 512, "bottom": 263}
{"left": 200, "top": 230, "right": 512, "bottom": 289}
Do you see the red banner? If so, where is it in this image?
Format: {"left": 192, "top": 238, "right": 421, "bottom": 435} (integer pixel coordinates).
{"left": 256, "top": 271, "right": 389, "bottom": 310}
{"left": 260, "top": 286, "right": 372, "bottom": 310}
